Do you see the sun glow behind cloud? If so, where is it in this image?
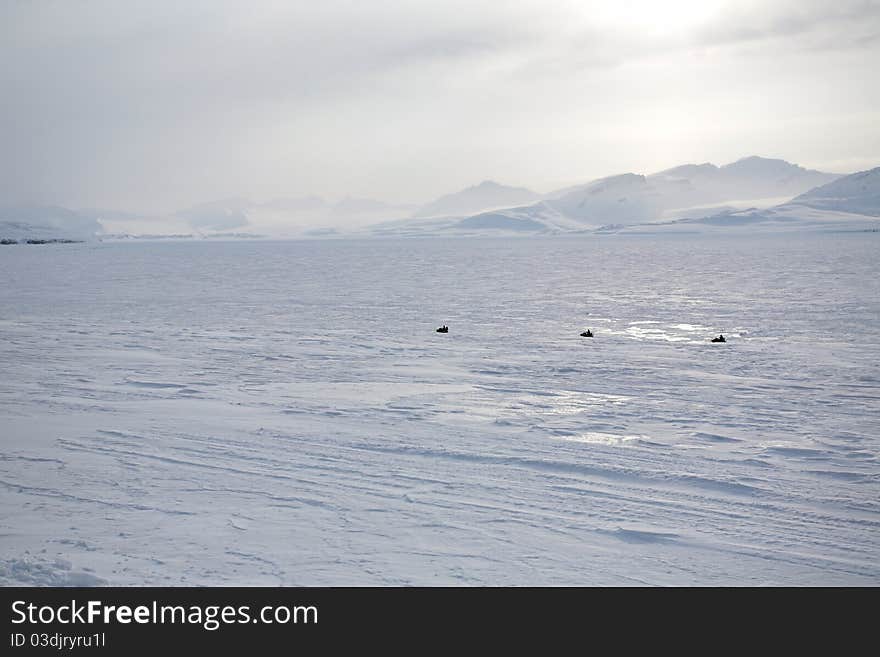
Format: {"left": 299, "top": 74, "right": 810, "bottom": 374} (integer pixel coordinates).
{"left": 586, "top": 0, "right": 728, "bottom": 34}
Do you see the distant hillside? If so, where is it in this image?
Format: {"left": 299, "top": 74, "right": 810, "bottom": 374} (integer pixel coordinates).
{"left": 710, "top": 156, "right": 838, "bottom": 197}
{"left": 462, "top": 156, "right": 841, "bottom": 230}
{"left": 606, "top": 165, "right": 880, "bottom": 234}
{"left": 333, "top": 197, "right": 411, "bottom": 215}
{"left": 259, "top": 196, "right": 328, "bottom": 213}
{"left": 0, "top": 206, "right": 102, "bottom": 241}
{"left": 543, "top": 156, "right": 840, "bottom": 226}
{"left": 413, "top": 180, "right": 540, "bottom": 219}
{"left": 176, "top": 199, "right": 252, "bottom": 231}
{"left": 8, "top": 158, "right": 864, "bottom": 241}
{"left": 366, "top": 158, "right": 864, "bottom": 237}
{"left": 792, "top": 167, "right": 880, "bottom": 216}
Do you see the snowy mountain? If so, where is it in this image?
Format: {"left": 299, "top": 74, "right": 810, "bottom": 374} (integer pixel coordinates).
{"left": 452, "top": 201, "right": 587, "bottom": 234}
{"left": 93, "top": 194, "right": 416, "bottom": 238}
{"left": 547, "top": 173, "right": 661, "bottom": 225}
{"left": 332, "top": 197, "right": 413, "bottom": 216}
{"left": 176, "top": 198, "right": 252, "bottom": 231}
{"left": 365, "top": 158, "right": 871, "bottom": 237}
{"left": 456, "top": 156, "right": 843, "bottom": 231}
{"left": 648, "top": 204, "right": 877, "bottom": 234}
{"left": 708, "top": 156, "right": 837, "bottom": 197}
{"left": 413, "top": 180, "right": 540, "bottom": 219}
{"left": 176, "top": 196, "right": 414, "bottom": 232}
{"left": 791, "top": 167, "right": 880, "bottom": 216}
{"left": 368, "top": 201, "right": 588, "bottom": 236}
{"left": 5, "top": 158, "right": 863, "bottom": 241}
{"left": 0, "top": 205, "right": 102, "bottom": 242}
{"left": 599, "top": 165, "right": 880, "bottom": 235}
{"left": 544, "top": 157, "right": 840, "bottom": 226}
{"left": 259, "top": 196, "right": 328, "bottom": 213}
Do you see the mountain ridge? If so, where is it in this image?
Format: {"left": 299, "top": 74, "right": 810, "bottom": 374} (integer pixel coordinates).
{"left": 413, "top": 180, "right": 540, "bottom": 219}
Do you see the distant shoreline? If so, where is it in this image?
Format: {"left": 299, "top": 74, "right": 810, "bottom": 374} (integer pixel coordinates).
{"left": 0, "top": 238, "right": 83, "bottom": 245}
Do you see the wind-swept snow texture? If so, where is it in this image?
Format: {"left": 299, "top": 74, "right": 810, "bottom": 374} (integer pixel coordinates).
{"left": 1, "top": 236, "right": 878, "bottom": 585}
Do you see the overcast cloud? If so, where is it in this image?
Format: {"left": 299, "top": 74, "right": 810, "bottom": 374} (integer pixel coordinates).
{"left": 2, "top": 0, "right": 879, "bottom": 214}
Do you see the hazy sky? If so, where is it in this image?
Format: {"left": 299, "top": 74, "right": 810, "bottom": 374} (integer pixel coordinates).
{"left": 2, "top": 0, "right": 879, "bottom": 213}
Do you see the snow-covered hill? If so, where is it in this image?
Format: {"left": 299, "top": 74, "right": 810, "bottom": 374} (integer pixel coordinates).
{"left": 0, "top": 206, "right": 102, "bottom": 242}
{"left": 368, "top": 157, "right": 839, "bottom": 234}
{"left": 792, "top": 167, "right": 880, "bottom": 216}
{"left": 548, "top": 173, "right": 661, "bottom": 225}
{"left": 176, "top": 198, "right": 252, "bottom": 231}
{"left": 97, "top": 195, "right": 416, "bottom": 238}
{"left": 706, "top": 156, "right": 838, "bottom": 198}
{"left": 368, "top": 201, "right": 588, "bottom": 237}
{"left": 8, "top": 158, "right": 867, "bottom": 241}
{"left": 604, "top": 204, "right": 879, "bottom": 236}
{"left": 543, "top": 156, "right": 839, "bottom": 227}
{"left": 598, "top": 166, "right": 880, "bottom": 235}
{"left": 413, "top": 180, "right": 540, "bottom": 219}
{"left": 662, "top": 165, "right": 880, "bottom": 232}
{"left": 369, "top": 157, "right": 846, "bottom": 236}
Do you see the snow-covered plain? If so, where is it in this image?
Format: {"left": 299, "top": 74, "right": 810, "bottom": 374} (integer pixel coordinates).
{"left": 1, "top": 235, "right": 878, "bottom": 585}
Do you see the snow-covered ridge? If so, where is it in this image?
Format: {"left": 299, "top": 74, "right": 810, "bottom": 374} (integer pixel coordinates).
{"left": 413, "top": 180, "right": 541, "bottom": 219}
{"left": 5, "top": 157, "right": 874, "bottom": 241}
{"left": 0, "top": 206, "right": 102, "bottom": 242}
{"left": 370, "top": 158, "right": 877, "bottom": 237}
{"left": 792, "top": 167, "right": 880, "bottom": 216}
